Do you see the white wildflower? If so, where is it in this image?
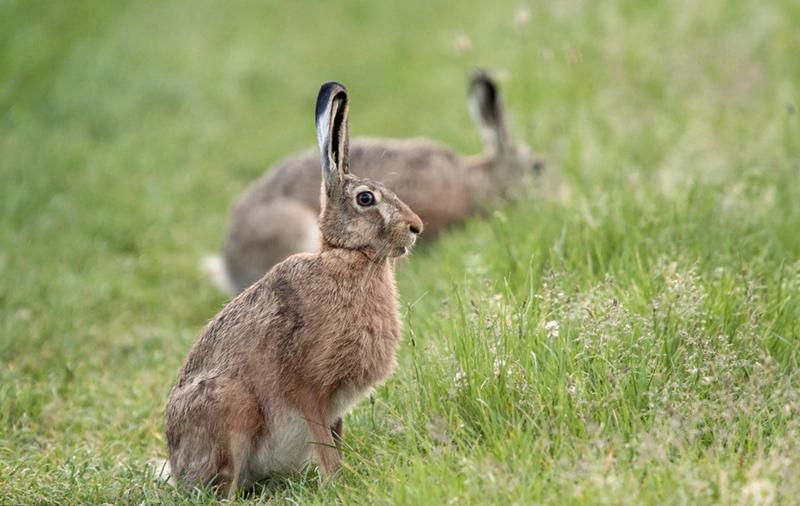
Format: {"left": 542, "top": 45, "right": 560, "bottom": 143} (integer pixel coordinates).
{"left": 544, "top": 319, "right": 560, "bottom": 338}
{"left": 493, "top": 358, "right": 506, "bottom": 377}
{"left": 453, "top": 368, "right": 466, "bottom": 386}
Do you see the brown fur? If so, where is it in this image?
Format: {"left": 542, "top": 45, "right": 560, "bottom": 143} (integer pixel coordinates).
{"left": 220, "top": 71, "right": 544, "bottom": 293}
{"left": 166, "top": 82, "right": 422, "bottom": 498}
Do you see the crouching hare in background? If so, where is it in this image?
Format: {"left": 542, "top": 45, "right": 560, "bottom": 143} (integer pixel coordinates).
{"left": 165, "top": 82, "right": 422, "bottom": 498}
{"left": 211, "top": 70, "right": 544, "bottom": 294}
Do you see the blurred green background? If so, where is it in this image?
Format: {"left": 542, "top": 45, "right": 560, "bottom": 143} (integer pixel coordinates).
{"left": 1, "top": 0, "right": 798, "bottom": 504}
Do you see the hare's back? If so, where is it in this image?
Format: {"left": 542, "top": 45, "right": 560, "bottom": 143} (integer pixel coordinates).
{"left": 243, "top": 137, "right": 476, "bottom": 236}
{"left": 350, "top": 138, "right": 479, "bottom": 235}
{"left": 178, "top": 255, "right": 319, "bottom": 380}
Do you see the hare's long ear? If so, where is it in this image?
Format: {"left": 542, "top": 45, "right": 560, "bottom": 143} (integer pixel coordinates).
{"left": 468, "top": 70, "right": 508, "bottom": 157}
{"left": 315, "top": 81, "right": 350, "bottom": 196}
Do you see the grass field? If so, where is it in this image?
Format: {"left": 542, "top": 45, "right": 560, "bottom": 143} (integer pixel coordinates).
{"left": 2, "top": 0, "right": 799, "bottom": 503}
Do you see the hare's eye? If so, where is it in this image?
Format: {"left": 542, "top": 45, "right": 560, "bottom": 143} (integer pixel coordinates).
{"left": 356, "top": 191, "right": 375, "bottom": 207}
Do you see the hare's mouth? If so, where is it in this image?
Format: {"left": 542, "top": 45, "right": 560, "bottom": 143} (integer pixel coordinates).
{"left": 387, "top": 234, "right": 416, "bottom": 258}
{"left": 390, "top": 245, "right": 411, "bottom": 258}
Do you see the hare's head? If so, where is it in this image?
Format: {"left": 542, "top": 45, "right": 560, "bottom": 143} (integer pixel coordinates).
{"left": 469, "top": 70, "right": 544, "bottom": 195}
{"left": 315, "top": 82, "right": 423, "bottom": 260}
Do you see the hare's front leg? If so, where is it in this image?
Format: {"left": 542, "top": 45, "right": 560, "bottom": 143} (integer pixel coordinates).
{"left": 297, "top": 397, "right": 341, "bottom": 477}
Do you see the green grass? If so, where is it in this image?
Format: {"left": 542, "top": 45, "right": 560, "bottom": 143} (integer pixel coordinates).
{"left": 2, "top": 0, "right": 799, "bottom": 503}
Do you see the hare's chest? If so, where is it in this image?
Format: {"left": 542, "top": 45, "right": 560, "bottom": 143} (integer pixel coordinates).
{"left": 341, "top": 317, "right": 401, "bottom": 385}
{"left": 309, "top": 258, "right": 402, "bottom": 385}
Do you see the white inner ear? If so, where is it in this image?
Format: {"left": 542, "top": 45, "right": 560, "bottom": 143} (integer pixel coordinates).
{"left": 316, "top": 105, "right": 330, "bottom": 149}
{"left": 316, "top": 102, "right": 338, "bottom": 192}
{"left": 468, "top": 90, "right": 505, "bottom": 156}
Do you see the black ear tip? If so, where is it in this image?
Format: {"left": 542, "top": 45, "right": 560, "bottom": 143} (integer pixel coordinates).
{"left": 316, "top": 81, "right": 348, "bottom": 120}
{"left": 469, "top": 69, "right": 497, "bottom": 92}
{"left": 319, "top": 81, "right": 347, "bottom": 97}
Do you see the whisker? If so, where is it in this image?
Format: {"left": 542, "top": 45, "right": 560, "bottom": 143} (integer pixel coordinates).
{"left": 357, "top": 240, "right": 391, "bottom": 293}
{"left": 358, "top": 244, "right": 384, "bottom": 292}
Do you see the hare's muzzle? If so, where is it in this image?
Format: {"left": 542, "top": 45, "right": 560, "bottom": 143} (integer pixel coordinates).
{"left": 408, "top": 214, "right": 423, "bottom": 237}
{"left": 397, "top": 213, "right": 423, "bottom": 255}
{"left": 405, "top": 213, "right": 423, "bottom": 245}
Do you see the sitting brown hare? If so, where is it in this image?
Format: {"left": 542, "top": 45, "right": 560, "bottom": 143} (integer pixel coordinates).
{"left": 165, "top": 81, "right": 422, "bottom": 498}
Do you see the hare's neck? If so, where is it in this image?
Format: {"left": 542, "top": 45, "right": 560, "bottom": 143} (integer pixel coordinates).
{"left": 320, "top": 246, "right": 393, "bottom": 276}
{"left": 329, "top": 249, "right": 397, "bottom": 312}
{"left": 321, "top": 242, "right": 394, "bottom": 264}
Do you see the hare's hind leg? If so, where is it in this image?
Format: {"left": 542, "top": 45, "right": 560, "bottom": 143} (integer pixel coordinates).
{"left": 165, "top": 376, "right": 263, "bottom": 498}
{"left": 224, "top": 199, "right": 319, "bottom": 293}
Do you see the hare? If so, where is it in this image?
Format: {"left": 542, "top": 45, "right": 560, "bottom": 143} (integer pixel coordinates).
{"left": 165, "top": 81, "right": 422, "bottom": 498}
{"left": 209, "top": 70, "right": 543, "bottom": 294}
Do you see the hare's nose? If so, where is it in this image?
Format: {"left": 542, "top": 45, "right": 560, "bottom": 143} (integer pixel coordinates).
{"left": 408, "top": 215, "right": 423, "bottom": 235}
